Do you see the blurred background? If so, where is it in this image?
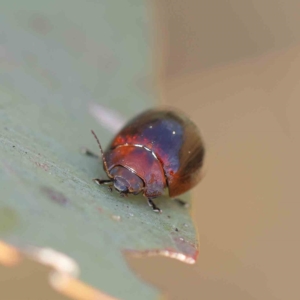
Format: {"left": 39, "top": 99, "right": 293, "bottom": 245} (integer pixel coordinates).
{"left": 129, "top": 1, "right": 300, "bottom": 299}
{"left": 1, "top": 0, "right": 300, "bottom": 299}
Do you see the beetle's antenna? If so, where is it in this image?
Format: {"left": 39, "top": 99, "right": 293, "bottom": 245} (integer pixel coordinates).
{"left": 91, "top": 130, "right": 112, "bottom": 178}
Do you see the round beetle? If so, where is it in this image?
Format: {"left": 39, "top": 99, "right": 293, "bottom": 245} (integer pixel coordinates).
{"left": 88, "top": 107, "right": 205, "bottom": 213}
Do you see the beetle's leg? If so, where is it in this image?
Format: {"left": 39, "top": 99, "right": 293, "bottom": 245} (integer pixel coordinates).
{"left": 93, "top": 178, "right": 112, "bottom": 185}
{"left": 174, "top": 198, "right": 190, "bottom": 208}
{"left": 93, "top": 179, "right": 113, "bottom": 191}
{"left": 80, "top": 147, "right": 99, "bottom": 159}
{"left": 93, "top": 179, "right": 113, "bottom": 192}
{"left": 120, "top": 192, "right": 128, "bottom": 198}
{"left": 147, "top": 198, "right": 162, "bottom": 213}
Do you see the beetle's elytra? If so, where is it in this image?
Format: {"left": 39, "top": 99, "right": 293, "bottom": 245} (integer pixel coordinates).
{"left": 90, "top": 107, "right": 205, "bottom": 213}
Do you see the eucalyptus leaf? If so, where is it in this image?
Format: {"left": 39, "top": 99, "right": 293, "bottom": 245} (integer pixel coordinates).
{"left": 0, "top": 1, "right": 199, "bottom": 299}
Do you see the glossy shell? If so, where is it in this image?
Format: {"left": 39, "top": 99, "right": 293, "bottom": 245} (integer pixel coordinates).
{"left": 105, "top": 145, "right": 166, "bottom": 198}
{"left": 104, "top": 108, "right": 205, "bottom": 197}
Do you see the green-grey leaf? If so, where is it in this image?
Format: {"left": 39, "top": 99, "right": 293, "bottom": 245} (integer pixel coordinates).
{"left": 0, "top": 1, "right": 198, "bottom": 299}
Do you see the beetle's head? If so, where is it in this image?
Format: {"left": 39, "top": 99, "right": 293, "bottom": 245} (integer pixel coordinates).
{"left": 110, "top": 166, "right": 144, "bottom": 196}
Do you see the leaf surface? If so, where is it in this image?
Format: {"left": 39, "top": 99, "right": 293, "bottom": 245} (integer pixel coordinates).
{"left": 0, "top": 2, "right": 199, "bottom": 299}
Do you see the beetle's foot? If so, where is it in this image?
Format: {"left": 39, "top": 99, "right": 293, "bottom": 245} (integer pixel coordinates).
{"left": 174, "top": 198, "right": 190, "bottom": 208}
{"left": 147, "top": 198, "right": 162, "bottom": 213}
{"left": 81, "top": 147, "right": 99, "bottom": 159}
{"left": 120, "top": 192, "right": 128, "bottom": 198}
{"left": 108, "top": 185, "right": 113, "bottom": 192}
{"left": 93, "top": 178, "right": 113, "bottom": 185}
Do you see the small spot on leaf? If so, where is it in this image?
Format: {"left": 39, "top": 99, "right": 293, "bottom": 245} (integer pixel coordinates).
{"left": 34, "top": 161, "right": 49, "bottom": 172}
{"left": 28, "top": 14, "right": 52, "bottom": 35}
{"left": 111, "top": 215, "right": 121, "bottom": 221}
{"left": 41, "top": 187, "right": 69, "bottom": 206}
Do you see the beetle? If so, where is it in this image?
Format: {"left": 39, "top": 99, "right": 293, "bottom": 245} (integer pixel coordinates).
{"left": 84, "top": 107, "right": 205, "bottom": 213}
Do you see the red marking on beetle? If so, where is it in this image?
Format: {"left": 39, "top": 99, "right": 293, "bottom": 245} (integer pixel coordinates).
{"left": 41, "top": 187, "right": 69, "bottom": 206}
